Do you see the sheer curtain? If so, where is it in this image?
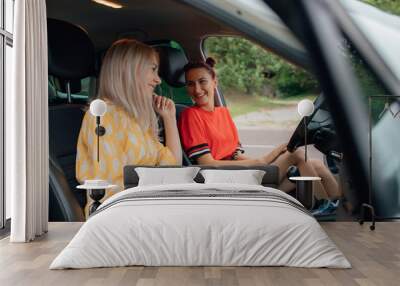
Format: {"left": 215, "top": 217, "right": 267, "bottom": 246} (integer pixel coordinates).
{"left": 8, "top": 0, "right": 48, "bottom": 242}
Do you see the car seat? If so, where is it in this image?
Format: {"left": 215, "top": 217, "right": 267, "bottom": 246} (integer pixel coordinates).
{"left": 47, "top": 18, "right": 96, "bottom": 221}
{"left": 157, "top": 45, "right": 192, "bottom": 165}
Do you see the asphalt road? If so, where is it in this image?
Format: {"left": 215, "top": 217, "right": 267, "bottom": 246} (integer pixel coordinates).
{"left": 234, "top": 106, "right": 324, "bottom": 161}
{"left": 237, "top": 128, "right": 324, "bottom": 161}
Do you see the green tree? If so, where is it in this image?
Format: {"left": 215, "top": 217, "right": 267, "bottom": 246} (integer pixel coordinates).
{"left": 362, "top": 0, "right": 400, "bottom": 16}
{"left": 204, "top": 37, "right": 318, "bottom": 98}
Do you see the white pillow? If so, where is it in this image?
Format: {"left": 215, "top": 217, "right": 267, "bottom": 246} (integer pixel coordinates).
{"left": 135, "top": 167, "right": 201, "bottom": 186}
{"left": 200, "top": 169, "right": 266, "bottom": 185}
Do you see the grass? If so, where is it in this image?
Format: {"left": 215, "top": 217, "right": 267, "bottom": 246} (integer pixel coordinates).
{"left": 225, "top": 93, "right": 318, "bottom": 117}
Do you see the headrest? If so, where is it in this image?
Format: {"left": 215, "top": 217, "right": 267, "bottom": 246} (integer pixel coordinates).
{"left": 48, "top": 18, "right": 95, "bottom": 80}
{"left": 158, "top": 46, "right": 188, "bottom": 88}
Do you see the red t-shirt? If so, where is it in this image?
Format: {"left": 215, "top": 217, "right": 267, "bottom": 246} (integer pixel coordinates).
{"left": 178, "top": 106, "right": 243, "bottom": 163}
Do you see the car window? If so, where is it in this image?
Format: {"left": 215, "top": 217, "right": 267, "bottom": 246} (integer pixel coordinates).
{"left": 341, "top": 0, "right": 400, "bottom": 80}
{"left": 48, "top": 75, "right": 94, "bottom": 104}
{"left": 203, "top": 36, "right": 321, "bottom": 158}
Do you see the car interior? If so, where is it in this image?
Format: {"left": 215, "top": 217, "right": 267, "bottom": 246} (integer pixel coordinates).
{"left": 45, "top": 0, "right": 376, "bottom": 222}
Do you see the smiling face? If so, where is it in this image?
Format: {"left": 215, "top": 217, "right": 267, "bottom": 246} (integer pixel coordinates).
{"left": 144, "top": 53, "right": 161, "bottom": 95}
{"left": 185, "top": 67, "right": 217, "bottom": 111}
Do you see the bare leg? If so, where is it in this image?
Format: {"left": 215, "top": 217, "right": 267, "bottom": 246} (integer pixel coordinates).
{"left": 278, "top": 177, "right": 296, "bottom": 193}
{"left": 309, "top": 159, "right": 341, "bottom": 199}
{"left": 270, "top": 148, "right": 329, "bottom": 199}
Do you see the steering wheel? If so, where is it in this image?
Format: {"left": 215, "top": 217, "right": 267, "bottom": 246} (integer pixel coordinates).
{"left": 287, "top": 95, "right": 324, "bottom": 152}
{"left": 287, "top": 95, "right": 342, "bottom": 159}
{"left": 286, "top": 114, "right": 309, "bottom": 153}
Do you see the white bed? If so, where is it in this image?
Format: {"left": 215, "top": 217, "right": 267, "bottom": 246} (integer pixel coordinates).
{"left": 50, "top": 183, "right": 351, "bottom": 269}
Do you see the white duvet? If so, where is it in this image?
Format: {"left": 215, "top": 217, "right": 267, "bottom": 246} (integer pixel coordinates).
{"left": 50, "top": 183, "right": 351, "bottom": 269}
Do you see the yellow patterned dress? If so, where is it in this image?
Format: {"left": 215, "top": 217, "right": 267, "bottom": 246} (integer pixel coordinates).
{"left": 76, "top": 103, "right": 177, "bottom": 217}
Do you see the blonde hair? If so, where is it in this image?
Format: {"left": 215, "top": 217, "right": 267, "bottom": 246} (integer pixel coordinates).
{"left": 97, "top": 39, "right": 159, "bottom": 138}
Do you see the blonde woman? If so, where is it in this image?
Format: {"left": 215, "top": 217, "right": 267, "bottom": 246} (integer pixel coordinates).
{"left": 76, "top": 39, "right": 182, "bottom": 216}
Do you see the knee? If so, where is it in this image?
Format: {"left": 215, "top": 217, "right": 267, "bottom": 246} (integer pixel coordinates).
{"left": 289, "top": 149, "right": 305, "bottom": 163}
{"left": 310, "top": 159, "right": 325, "bottom": 172}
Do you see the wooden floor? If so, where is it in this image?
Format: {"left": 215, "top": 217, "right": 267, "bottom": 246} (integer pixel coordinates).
{"left": 0, "top": 222, "right": 399, "bottom": 286}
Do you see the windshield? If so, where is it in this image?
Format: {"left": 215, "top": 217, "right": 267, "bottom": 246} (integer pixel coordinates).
{"left": 340, "top": 0, "right": 400, "bottom": 80}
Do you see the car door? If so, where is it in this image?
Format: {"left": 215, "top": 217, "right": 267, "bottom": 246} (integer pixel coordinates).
{"left": 265, "top": 0, "right": 400, "bottom": 218}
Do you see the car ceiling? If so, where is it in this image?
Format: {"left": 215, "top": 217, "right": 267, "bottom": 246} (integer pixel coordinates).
{"left": 46, "top": 0, "right": 241, "bottom": 57}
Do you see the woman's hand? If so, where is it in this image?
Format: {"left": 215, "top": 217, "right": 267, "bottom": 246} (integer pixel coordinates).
{"left": 153, "top": 94, "right": 176, "bottom": 120}
{"left": 275, "top": 143, "right": 288, "bottom": 156}
{"left": 260, "top": 143, "right": 287, "bottom": 164}
{"left": 153, "top": 94, "right": 182, "bottom": 163}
